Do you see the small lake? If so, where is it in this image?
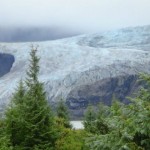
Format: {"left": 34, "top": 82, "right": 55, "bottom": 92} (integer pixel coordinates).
{"left": 70, "top": 121, "right": 84, "bottom": 129}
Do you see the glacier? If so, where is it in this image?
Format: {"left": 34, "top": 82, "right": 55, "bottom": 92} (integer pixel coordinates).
{"left": 0, "top": 25, "right": 150, "bottom": 118}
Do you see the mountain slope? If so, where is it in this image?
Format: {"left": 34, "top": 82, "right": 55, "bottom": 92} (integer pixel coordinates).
{"left": 0, "top": 25, "right": 150, "bottom": 118}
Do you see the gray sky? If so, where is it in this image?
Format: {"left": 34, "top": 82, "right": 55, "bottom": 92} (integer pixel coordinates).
{"left": 0, "top": 0, "right": 150, "bottom": 32}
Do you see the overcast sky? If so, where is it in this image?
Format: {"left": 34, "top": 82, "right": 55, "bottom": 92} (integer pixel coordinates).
{"left": 0, "top": 0, "right": 150, "bottom": 32}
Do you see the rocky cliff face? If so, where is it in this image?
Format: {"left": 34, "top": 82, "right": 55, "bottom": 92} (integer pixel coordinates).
{"left": 0, "top": 25, "right": 150, "bottom": 118}
{"left": 66, "top": 75, "right": 141, "bottom": 118}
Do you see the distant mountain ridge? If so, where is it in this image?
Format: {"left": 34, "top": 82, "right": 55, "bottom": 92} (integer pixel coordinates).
{"left": 0, "top": 25, "right": 150, "bottom": 118}
{"left": 0, "top": 27, "right": 81, "bottom": 42}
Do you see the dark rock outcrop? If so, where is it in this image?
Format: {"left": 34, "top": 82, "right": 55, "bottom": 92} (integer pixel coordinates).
{"left": 66, "top": 75, "right": 140, "bottom": 118}
{"left": 0, "top": 53, "right": 15, "bottom": 77}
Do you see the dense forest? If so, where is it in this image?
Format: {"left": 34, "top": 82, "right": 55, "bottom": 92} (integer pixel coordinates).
{"left": 0, "top": 47, "right": 149, "bottom": 150}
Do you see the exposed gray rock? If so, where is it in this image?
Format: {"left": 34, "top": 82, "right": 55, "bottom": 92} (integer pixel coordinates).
{"left": 66, "top": 75, "right": 141, "bottom": 118}
{"left": 0, "top": 53, "right": 15, "bottom": 77}
{"left": 0, "top": 25, "right": 150, "bottom": 118}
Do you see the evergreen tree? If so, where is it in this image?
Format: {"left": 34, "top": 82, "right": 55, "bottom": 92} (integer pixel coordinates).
{"left": 12, "top": 80, "right": 25, "bottom": 105}
{"left": 22, "top": 46, "right": 55, "bottom": 149}
{"left": 95, "top": 103, "right": 109, "bottom": 134}
{"left": 5, "top": 80, "right": 26, "bottom": 147}
{"left": 56, "top": 99, "right": 71, "bottom": 128}
{"left": 0, "top": 118, "right": 12, "bottom": 150}
{"left": 5, "top": 46, "right": 55, "bottom": 150}
{"left": 86, "top": 74, "right": 150, "bottom": 150}
{"left": 83, "top": 105, "right": 96, "bottom": 133}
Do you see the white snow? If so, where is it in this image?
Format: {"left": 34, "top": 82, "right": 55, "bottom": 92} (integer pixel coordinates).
{"left": 0, "top": 25, "right": 150, "bottom": 106}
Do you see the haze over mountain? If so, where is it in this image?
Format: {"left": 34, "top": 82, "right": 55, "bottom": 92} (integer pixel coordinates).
{"left": 1, "top": 0, "right": 150, "bottom": 43}
{"left": 1, "top": 0, "right": 150, "bottom": 38}
{"left": 0, "top": 25, "right": 150, "bottom": 118}
{"left": 0, "top": 26, "right": 81, "bottom": 42}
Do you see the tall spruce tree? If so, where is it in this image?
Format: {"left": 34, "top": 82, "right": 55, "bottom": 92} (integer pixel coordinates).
{"left": 5, "top": 46, "right": 55, "bottom": 150}
{"left": 23, "top": 46, "right": 55, "bottom": 149}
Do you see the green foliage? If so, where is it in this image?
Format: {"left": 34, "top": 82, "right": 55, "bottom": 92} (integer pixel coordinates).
{"left": 94, "top": 103, "right": 110, "bottom": 135}
{"left": 86, "top": 74, "right": 150, "bottom": 150}
{"left": 0, "top": 136, "right": 12, "bottom": 150}
{"left": 54, "top": 116, "right": 88, "bottom": 150}
{"left": 0, "top": 119, "right": 12, "bottom": 150}
{"left": 56, "top": 99, "right": 72, "bottom": 128}
{"left": 4, "top": 46, "right": 55, "bottom": 150}
{"left": 5, "top": 80, "right": 26, "bottom": 147}
{"left": 83, "top": 105, "right": 97, "bottom": 133}
{"left": 55, "top": 129, "right": 89, "bottom": 150}
{"left": 83, "top": 103, "right": 110, "bottom": 134}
